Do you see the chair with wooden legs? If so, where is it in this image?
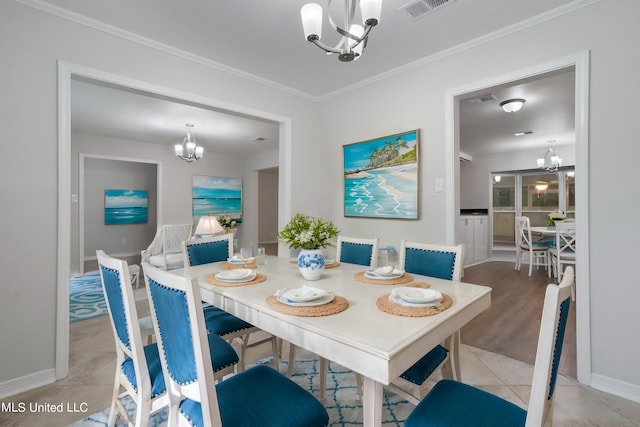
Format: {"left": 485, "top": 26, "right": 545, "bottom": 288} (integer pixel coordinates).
{"left": 405, "top": 267, "right": 574, "bottom": 427}
{"left": 143, "top": 262, "right": 329, "bottom": 427}
{"left": 389, "top": 241, "right": 464, "bottom": 404}
{"left": 515, "top": 216, "right": 550, "bottom": 277}
{"left": 183, "top": 234, "right": 279, "bottom": 371}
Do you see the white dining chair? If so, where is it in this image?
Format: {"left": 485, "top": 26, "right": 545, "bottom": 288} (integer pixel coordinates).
{"left": 97, "top": 250, "right": 169, "bottom": 427}
{"left": 143, "top": 262, "right": 329, "bottom": 427}
{"left": 515, "top": 216, "right": 550, "bottom": 277}
{"left": 388, "top": 241, "right": 464, "bottom": 404}
{"left": 142, "top": 224, "right": 192, "bottom": 271}
{"left": 405, "top": 267, "right": 574, "bottom": 427}
{"left": 288, "top": 235, "right": 379, "bottom": 402}
{"left": 183, "top": 235, "right": 280, "bottom": 371}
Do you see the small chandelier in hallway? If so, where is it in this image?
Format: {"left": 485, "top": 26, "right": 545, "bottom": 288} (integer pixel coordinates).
{"left": 174, "top": 123, "right": 204, "bottom": 163}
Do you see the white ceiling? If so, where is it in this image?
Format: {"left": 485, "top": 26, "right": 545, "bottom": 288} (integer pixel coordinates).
{"left": 36, "top": 0, "right": 579, "bottom": 156}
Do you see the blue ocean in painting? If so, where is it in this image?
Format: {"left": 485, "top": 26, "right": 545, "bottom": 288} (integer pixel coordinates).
{"left": 104, "top": 189, "right": 148, "bottom": 225}
{"left": 344, "top": 164, "right": 417, "bottom": 218}
{"left": 193, "top": 198, "right": 241, "bottom": 217}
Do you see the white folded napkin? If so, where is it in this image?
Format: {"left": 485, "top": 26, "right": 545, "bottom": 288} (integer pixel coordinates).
{"left": 373, "top": 266, "right": 404, "bottom": 277}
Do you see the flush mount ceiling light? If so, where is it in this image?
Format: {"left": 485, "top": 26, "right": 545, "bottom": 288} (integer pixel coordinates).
{"left": 499, "top": 98, "right": 526, "bottom": 113}
{"left": 535, "top": 181, "right": 549, "bottom": 191}
{"left": 537, "top": 140, "right": 563, "bottom": 172}
{"left": 174, "top": 123, "right": 204, "bottom": 163}
{"left": 301, "top": 0, "right": 382, "bottom": 62}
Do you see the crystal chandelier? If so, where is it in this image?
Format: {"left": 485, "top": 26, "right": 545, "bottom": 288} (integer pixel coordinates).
{"left": 174, "top": 123, "right": 203, "bottom": 163}
{"left": 537, "top": 141, "right": 562, "bottom": 172}
{"left": 300, "top": 0, "right": 382, "bottom": 62}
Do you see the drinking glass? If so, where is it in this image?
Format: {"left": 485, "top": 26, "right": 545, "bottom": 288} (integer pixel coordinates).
{"left": 256, "top": 247, "right": 266, "bottom": 266}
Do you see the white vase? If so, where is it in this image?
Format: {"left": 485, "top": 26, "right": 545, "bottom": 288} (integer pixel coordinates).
{"left": 297, "top": 248, "right": 325, "bottom": 281}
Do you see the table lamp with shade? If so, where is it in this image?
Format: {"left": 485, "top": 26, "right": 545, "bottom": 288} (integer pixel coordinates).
{"left": 194, "top": 216, "right": 224, "bottom": 237}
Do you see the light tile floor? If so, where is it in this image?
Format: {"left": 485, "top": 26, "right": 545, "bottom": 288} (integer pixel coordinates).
{"left": 1, "top": 290, "right": 639, "bottom": 426}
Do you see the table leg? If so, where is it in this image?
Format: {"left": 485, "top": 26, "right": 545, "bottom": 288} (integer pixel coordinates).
{"left": 362, "top": 376, "right": 382, "bottom": 427}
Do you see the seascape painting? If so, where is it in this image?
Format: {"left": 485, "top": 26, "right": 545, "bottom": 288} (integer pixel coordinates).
{"left": 343, "top": 130, "right": 419, "bottom": 219}
{"left": 192, "top": 175, "right": 242, "bottom": 221}
{"left": 104, "top": 189, "right": 148, "bottom": 225}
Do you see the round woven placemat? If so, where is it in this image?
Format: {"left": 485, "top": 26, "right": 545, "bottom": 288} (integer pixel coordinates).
{"left": 266, "top": 295, "right": 349, "bottom": 317}
{"left": 376, "top": 293, "right": 452, "bottom": 317}
{"left": 204, "top": 272, "right": 267, "bottom": 287}
{"left": 220, "top": 261, "right": 258, "bottom": 270}
{"left": 354, "top": 271, "right": 414, "bottom": 285}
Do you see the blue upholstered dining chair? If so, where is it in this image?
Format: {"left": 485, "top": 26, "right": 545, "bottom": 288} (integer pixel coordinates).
{"left": 287, "top": 235, "right": 379, "bottom": 390}
{"left": 406, "top": 267, "right": 574, "bottom": 427}
{"left": 183, "top": 234, "right": 279, "bottom": 372}
{"left": 143, "top": 262, "right": 330, "bottom": 427}
{"left": 335, "top": 235, "right": 380, "bottom": 267}
{"left": 390, "top": 241, "right": 464, "bottom": 404}
{"left": 97, "top": 250, "right": 169, "bottom": 427}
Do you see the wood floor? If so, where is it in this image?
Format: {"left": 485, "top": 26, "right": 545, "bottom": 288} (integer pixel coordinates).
{"left": 460, "top": 261, "right": 577, "bottom": 378}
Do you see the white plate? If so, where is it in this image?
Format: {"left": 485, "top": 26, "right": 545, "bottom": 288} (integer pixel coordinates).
{"left": 388, "top": 291, "right": 442, "bottom": 308}
{"left": 227, "top": 258, "right": 247, "bottom": 264}
{"left": 394, "top": 287, "right": 442, "bottom": 303}
{"left": 364, "top": 270, "right": 404, "bottom": 280}
{"left": 283, "top": 287, "right": 325, "bottom": 302}
{"left": 215, "top": 269, "right": 254, "bottom": 281}
{"left": 373, "top": 266, "right": 400, "bottom": 276}
{"left": 278, "top": 292, "right": 335, "bottom": 307}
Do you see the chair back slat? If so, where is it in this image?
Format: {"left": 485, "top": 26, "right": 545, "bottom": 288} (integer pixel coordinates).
{"left": 163, "top": 224, "right": 192, "bottom": 254}
{"left": 183, "top": 234, "right": 234, "bottom": 269}
{"left": 399, "top": 241, "right": 463, "bottom": 282}
{"left": 526, "top": 266, "right": 574, "bottom": 427}
{"left": 99, "top": 265, "right": 132, "bottom": 350}
{"left": 336, "top": 235, "right": 379, "bottom": 267}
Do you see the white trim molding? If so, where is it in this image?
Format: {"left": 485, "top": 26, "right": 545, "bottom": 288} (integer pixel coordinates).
{"left": 0, "top": 369, "right": 56, "bottom": 400}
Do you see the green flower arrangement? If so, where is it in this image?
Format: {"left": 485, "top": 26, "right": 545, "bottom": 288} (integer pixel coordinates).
{"left": 547, "top": 211, "right": 566, "bottom": 226}
{"left": 277, "top": 214, "right": 339, "bottom": 250}
{"left": 218, "top": 215, "right": 237, "bottom": 234}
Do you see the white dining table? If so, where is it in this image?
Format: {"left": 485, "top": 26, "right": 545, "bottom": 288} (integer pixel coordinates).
{"left": 174, "top": 256, "right": 491, "bottom": 427}
{"left": 530, "top": 226, "right": 556, "bottom": 236}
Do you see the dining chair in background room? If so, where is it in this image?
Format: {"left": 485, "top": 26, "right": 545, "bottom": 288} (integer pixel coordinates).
{"left": 390, "top": 241, "right": 464, "bottom": 404}
{"left": 143, "top": 263, "right": 330, "bottom": 427}
{"left": 287, "top": 235, "right": 379, "bottom": 400}
{"left": 550, "top": 220, "right": 576, "bottom": 300}
{"left": 405, "top": 266, "right": 574, "bottom": 427}
{"left": 96, "top": 250, "right": 168, "bottom": 427}
{"left": 515, "top": 216, "right": 550, "bottom": 277}
{"left": 142, "top": 224, "right": 192, "bottom": 271}
{"left": 183, "top": 235, "right": 280, "bottom": 371}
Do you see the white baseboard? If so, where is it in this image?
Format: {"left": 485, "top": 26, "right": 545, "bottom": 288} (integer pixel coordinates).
{"left": 0, "top": 368, "right": 56, "bottom": 399}
{"left": 591, "top": 373, "right": 640, "bottom": 404}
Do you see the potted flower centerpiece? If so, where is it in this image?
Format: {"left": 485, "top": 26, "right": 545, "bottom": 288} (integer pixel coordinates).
{"left": 547, "top": 211, "right": 566, "bottom": 226}
{"left": 278, "top": 213, "right": 339, "bottom": 280}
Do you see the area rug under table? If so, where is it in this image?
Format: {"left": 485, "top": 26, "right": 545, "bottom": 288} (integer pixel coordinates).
{"left": 69, "top": 271, "right": 108, "bottom": 323}
{"left": 68, "top": 358, "right": 412, "bottom": 427}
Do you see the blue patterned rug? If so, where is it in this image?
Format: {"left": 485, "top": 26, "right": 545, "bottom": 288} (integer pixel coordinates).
{"left": 69, "top": 271, "right": 108, "bottom": 323}
{"left": 68, "top": 358, "right": 412, "bottom": 426}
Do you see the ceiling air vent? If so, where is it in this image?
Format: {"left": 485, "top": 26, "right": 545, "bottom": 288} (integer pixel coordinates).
{"left": 467, "top": 94, "right": 497, "bottom": 105}
{"left": 400, "top": 0, "right": 456, "bottom": 19}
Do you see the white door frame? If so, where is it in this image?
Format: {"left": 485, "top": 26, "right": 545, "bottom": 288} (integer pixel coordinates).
{"left": 57, "top": 60, "right": 293, "bottom": 379}
{"left": 444, "top": 51, "right": 591, "bottom": 384}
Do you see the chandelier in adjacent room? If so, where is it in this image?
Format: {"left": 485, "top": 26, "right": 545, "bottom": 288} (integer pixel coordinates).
{"left": 174, "top": 123, "right": 203, "bottom": 163}
{"left": 537, "top": 140, "right": 563, "bottom": 172}
{"left": 300, "top": 0, "right": 382, "bottom": 62}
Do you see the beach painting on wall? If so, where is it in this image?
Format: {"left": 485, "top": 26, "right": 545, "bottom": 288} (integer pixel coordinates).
{"left": 343, "top": 130, "right": 419, "bottom": 219}
{"left": 192, "top": 175, "right": 242, "bottom": 221}
{"left": 104, "top": 189, "right": 148, "bottom": 225}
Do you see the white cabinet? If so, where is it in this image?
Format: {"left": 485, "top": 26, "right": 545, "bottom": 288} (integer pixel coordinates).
{"left": 459, "top": 215, "right": 488, "bottom": 266}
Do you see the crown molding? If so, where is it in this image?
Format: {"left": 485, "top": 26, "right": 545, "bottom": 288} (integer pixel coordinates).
{"left": 16, "top": 0, "right": 599, "bottom": 102}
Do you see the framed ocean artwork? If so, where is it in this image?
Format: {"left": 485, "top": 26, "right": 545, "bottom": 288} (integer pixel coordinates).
{"left": 192, "top": 175, "right": 243, "bottom": 221}
{"left": 343, "top": 129, "right": 419, "bottom": 219}
{"left": 104, "top": 189, "right": 148, "bottom": 225}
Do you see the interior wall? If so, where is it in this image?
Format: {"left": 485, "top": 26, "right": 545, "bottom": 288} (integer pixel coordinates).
{"left": 314, "top": 0, "right": 640, "bottom": 400}
{"left": 0, "top": 0, "right": 317, "bottom": 392}
{"left": 83, "top": 157, "right": 157, "bottom": 269}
